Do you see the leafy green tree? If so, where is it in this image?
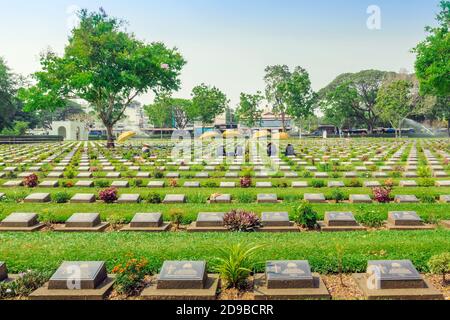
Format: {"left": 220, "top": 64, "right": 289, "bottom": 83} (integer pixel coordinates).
{"left": 284, "top": 67, "right": 317, "bottom": 137}
{"left": 235, "top": 92, "right": 263, "bottom": 128}
{"left": 0, "top": 57, "right": 22, "bottom": 131}
{"left": 0, "top": 121, "right": 30, "bottom": 136}
{"left": 264, "top": 65, "right": 291, "bottom": 132}
{"left": 319, "top": 70, "right": 395, "bottom": 133}
{"left": 413, "top": 0, "right": 449, "bottom": 97}
{"left": 191, "top": 84, "right": 228, "bottom": 128}
{"left": 320, "top": 82, "right": 361, "bottom": 133}
{"left": 145, "top": 96, "right": 173, "bottom": 135}
{"left": 145, "top": 95, "right": 194, "bottom": 132}
{"left": 375, "top": 78, "right": 424, "bottom": 138}
{"left": 19, "top": 8, "right": 186, "bottom": 147}
{"left": 264, "top": 65, "right": 317, "bottom": 132}
{"left": 171, "top": 98, "right": 195, "bottom": 129}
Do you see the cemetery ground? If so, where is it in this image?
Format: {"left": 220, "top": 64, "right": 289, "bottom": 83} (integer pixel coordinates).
{"left": 0, "top": 138, "right": 449, "bottom": 300}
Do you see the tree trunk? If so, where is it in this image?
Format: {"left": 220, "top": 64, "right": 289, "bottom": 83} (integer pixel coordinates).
{"left": 281, "top": 112, "right": 286, "bottom": 132}
{"left": 447, "top": 119, "right": 450, "bottom": 137}
{"left": 106, "top": 125, "right": 115, "bottom": 148}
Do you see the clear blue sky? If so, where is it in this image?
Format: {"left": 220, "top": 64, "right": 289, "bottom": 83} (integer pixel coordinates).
{"left": 0, "top": 0, "right": 441, "bottom": 105}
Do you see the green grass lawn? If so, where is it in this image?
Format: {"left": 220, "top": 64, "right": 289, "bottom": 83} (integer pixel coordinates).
{"left": 1, "top": 230, "right": 448, "bottom": 274}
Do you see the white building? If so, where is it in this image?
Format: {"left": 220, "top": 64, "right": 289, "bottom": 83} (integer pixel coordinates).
{"left": 50, "top": 121, "right": 89, "bottom": 141}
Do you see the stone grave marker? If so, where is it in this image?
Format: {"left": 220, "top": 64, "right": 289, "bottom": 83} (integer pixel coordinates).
{"left": 261, "top": 212, "right": 290, "bottom": 227}
{"left": 111, "top": 181, "right": 129, "bottom": 188}
{"left": 71, "top": 193, "right": 96, "bottom": 203}
{"left": 48, "top": 261, "right": 108, "bottom": 290}
{"left": 394, "top": 195, "right": 419, "bottom": 203}
{"left": 324, "top": 212, "right": 358, "bottom": 226}
{"left": 266, "top": 260, "right": 314, "bottom": 289}
{"left": 349, "top": 194, "right": 372, "bottom": 203}
{"left": 147, "top": 181, "right": 165, "bottom": 188}
{"left": 163, "top": 194, "right": 186, "bottom": 204}
{"left": 0, "top": 262, "right": 7, "bottom": 281}
{"left": 75, "top": 180, "right": 94, "bottom": 188}
{"left": 257, "top": 194, "right": 278, "bottom": 203}
{"left": 388, "top": 211, "right": 423, "bottom": 226}
{"left": 196, "top": 212, "right": 225, "bottom": 227}
{"left": 0, "top": 213, "right": 43, "bottom": 231}
{"left": 157, "top": 261, "right": 207, "bottom": 289}
{"left": 38, "top": 181, "right": 59, "bottom": 188}
{"left": 117, "top": 194, "right": 141, "bottom": 204}
{"left": 366, "top": 260, "right": 424, "bottom": 289}
{"left": 304, "top": 193, "right": 326, "bottom": 203}
{"left": 24, "top": 193, "right": 51, "bottom": 203}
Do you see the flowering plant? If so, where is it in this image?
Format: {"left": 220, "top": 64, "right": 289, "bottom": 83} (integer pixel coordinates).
{"left": 99, "top": 187, "right": 118, "bottom": 203}
{"left": 224, "top": 210, "right": 261, "bottom": 232}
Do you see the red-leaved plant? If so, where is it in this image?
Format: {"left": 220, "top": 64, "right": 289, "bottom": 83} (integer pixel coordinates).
{"left": 99, "top": 187, "right": 118, "bottom": 203}
{"left": 240, "top": 177, "right": 252, "bottom": 188}
{"left": 223, "top": 209, "right": 261, "bottom": 232}
{"left": 23, "top": 173, "right": 39, "bottom": 188}
{"left": 372, "top": 187, "right": 392, "bottom": 203}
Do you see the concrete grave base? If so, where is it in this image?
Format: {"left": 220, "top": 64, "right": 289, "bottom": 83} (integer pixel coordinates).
{"left": 258, "top": 223, "right": 299, "bottom": 233}
{"left": 318, "top": 221, "right": 367, "bottom": 232}
{"left": 120, "top": 222, "right": 171, "bottom": 233}
{"left": 353, "top": 274, "right": 443, "bottom": 300}
{"left": 0, "top": 223, "right": 45, "bottom": 232}
{"left": 141, "top": 274, "right": 219, "bottom": 300}
{"left": 29, "top": 276, "right": 115, "bottom": 300}
{"left": 253, "top": 273, "right": 330, "bottom": 300}
{"left": 187, "top": 222, "right": 228, "bottom": 233}
{"left": 385, "top": 222, "right": 436, "bottom": 231}
{"left": 0, "top": 274, "right": 20, "bottom": 284}
{"left": 439, "top": 220, "right": 450, "bottom": 229}
{"left": 53, "top": 222, "right": 110, "bottom": 232}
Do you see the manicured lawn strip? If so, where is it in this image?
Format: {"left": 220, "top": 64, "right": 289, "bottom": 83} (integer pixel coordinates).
{"left": 0, "top": 202, "right": 449, "bottom": 224}
{"left": 0, "top": 230, "right": 448, "bottom": 274}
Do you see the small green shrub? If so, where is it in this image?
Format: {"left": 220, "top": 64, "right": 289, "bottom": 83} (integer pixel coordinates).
{"left": 169, "top": 208, "right": 184, "bottom": 229}
{"left": 418, "top": 178, "right": 435, "bottom": 187}
{"left": 427, "top": 253, "right": 450, "bottom": 284}
{"left": 153, "top": 169, "right": 164, "bottom": 179}
{"left": 357, "top": 209, "right": 384, "bottom": 228}
{"left": 293, "top": 201, "right": 318, "bottom": 229}
{"left": 213, "top": 243, "right": 262, "bottom": 289}
{"left": 64, "top": 168, "right": 76, "bottom": 179}
{"left": 112, "top": 256, "right": 149, "bottom": 296}
{"left": 147, "top": 192, "right": 162, "bottom": 204}
{"left": 235, "top": 192, "right": 255, "bottom": 203}
{"left": 419, "top": 193, "right": 436, "bottom": 204}
{"left": 346, "top": 179, "right": 362, "bottom": 188}
{"left": 0, "top": 270, "right": 50, "bottom": 299}
{"left": 95, "top": 180, "right": 111, "bottom": 188}
{"left": 203, "top": 181, "right": 218, "bottom": 188}
{"left": 418, "top": 166, "right": 432, "bottom": 178}
{"left": 187, "top": 193, "right": 207, "bottom": 204}
{"left": 311, "top": 179, "right": 325, "bottom": 188}
{"left": 53, "top": 191, "right": 71, "bottom": 204}
{"left": 330, "top": 189, "right": 345, "bottom": 203}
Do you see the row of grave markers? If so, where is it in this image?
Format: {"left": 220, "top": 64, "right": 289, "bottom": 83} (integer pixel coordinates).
{"left": 1, "top": 211, "right": 448, "bottom": 232}
{"left": 0, "top": 259, "right": 444, "bottom": 300}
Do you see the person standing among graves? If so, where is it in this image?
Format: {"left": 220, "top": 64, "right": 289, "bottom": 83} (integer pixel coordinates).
{"left": 285, "top": 144, "right": 296, "bottom": 156}
{"left": 267, "top": 142, "right": 277, "bottom": 157}
{"left": 235, "top": 145, "right": 243, "bottom": 157}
